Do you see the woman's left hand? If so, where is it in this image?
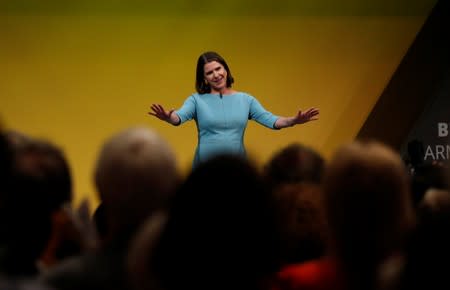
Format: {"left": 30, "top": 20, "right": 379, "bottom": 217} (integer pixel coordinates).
{"left": 293, "top": 108, "right": 319, "bottom": 125}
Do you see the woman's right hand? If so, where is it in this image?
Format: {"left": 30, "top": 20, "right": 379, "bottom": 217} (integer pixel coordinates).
{"left": 149, "top": 104, "right": 174, "bottom": 122}
{"left": 149, "top": 104, "right": 180, "bottom": 125}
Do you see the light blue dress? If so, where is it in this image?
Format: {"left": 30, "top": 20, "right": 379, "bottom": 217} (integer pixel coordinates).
{"left": 175, "top": 92, "right": 279, "bottom": 167}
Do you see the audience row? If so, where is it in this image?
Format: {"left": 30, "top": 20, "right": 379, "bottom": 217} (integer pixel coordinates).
{"left": 0, "top": 125, "right": 448, "bottom": 290}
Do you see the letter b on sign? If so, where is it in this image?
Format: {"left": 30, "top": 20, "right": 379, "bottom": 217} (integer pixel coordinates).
{"left": 438, "top": 123, "right": 448, "bottom": 137}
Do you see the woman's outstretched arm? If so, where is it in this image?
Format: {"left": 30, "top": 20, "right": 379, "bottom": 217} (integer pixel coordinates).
{"left": 274, "top": 107, "right": 319, "bottom": 129}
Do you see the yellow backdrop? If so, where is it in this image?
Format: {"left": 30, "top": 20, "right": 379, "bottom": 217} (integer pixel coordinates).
{"left": 0, "top": 0, "right": 436, "bottom": 208}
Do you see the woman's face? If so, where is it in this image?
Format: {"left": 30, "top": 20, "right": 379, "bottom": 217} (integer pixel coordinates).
{"left": 203, "top": 61, "right": 227, "bottom": 92}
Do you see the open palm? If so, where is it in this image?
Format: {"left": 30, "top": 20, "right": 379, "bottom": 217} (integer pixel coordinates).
{"left": 149, "top": 104, "right": 174, "bottom": 122}
{"left": 293, "top": 108, "right": 319, "bottom": 124}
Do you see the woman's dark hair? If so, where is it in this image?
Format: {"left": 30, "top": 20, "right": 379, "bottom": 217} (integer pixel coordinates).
{"left": 195, "top": 51, "right": 234, "bottom": 94}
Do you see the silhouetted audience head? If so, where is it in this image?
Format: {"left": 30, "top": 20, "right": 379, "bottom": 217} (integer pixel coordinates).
{"left": 323, "top": 140, "right": 414, "bottom": 288}
{"left": 153, "top": 154, "right": 281, "bottom": 290}
{"left": 94, "top": 126, "right": 178, "bottom": 240}
{"left": 4, "top": 130, "right": 34, "bottom": 151}
{"left": 0, "top": 135, "right": 72, "bottom": 276}
{"left": 39, "top": 127, "right": 179, "bottom": 290}
{"left": 264, "top": 143, "right": 325, "bottom": 189}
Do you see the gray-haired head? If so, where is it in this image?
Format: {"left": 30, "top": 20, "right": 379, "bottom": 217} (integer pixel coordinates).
{"left": 94, "top": 126, "right": 178, "bottom": 238}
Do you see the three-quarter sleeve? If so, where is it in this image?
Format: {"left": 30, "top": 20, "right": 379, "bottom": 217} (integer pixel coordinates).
{"left": 248, "top": 95, "right": 279, "bottom": 129}
{"left": 175, "top": 95, "right": 197, "bottom": 124}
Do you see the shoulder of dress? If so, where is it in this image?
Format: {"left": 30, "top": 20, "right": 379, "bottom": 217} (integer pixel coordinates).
{"left": 186, "top": 93, "right": 200, "bottom": 102}
{"left": 233, "top": 91, "right": 250, "bottom": 98}
{"left": 241, "top": 92, "right": 257, "bottom": 102}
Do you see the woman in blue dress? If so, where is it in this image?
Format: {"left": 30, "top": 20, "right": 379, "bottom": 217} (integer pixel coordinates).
{"left": 149, "top": 51, "right": 319, "bottom": 168}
